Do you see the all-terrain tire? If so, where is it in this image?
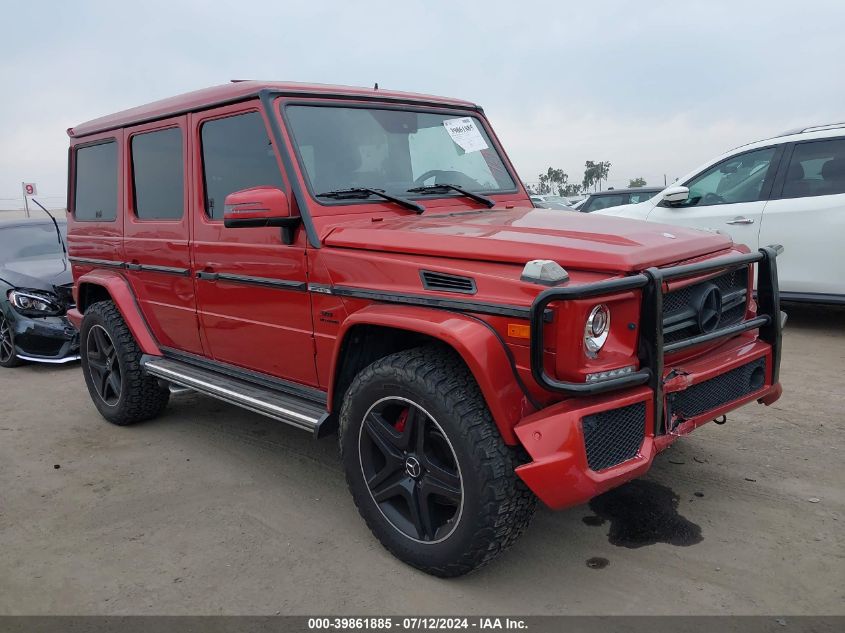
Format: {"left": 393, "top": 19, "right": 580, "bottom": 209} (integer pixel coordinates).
{"left": 339, "top": 345, "right": 537, "bottom": 577}
{"left": 80, "top": 300, "right": 169, "bottom": 425}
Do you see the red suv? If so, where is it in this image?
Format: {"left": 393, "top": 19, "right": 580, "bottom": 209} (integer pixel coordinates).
{"left": 66, "top": 82, "right": 784, "bottom": 576}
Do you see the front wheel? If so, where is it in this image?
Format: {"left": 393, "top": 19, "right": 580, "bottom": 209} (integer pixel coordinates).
{"left": 339, "top": 346, "right": 537, "bottom": 577}
{"left": 0, "top": 312, "right": 23, "bottom": 368}
{"left": 80, "top": 300, "right": 169, "bottom": 425}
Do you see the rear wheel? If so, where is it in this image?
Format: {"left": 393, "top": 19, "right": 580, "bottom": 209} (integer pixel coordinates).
{"left": 80, "top": 301, "right": 169, "bottom": 425}
{"left": 340, "top": 345, "right": 537, "bottom": 577}
{"left": 0, "top": 312, "right": 23, "bottom": 368}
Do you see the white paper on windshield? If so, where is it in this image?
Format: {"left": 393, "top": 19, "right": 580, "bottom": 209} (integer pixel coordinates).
{"left": 443, "top": 117, "right": 488, "bottom": 153}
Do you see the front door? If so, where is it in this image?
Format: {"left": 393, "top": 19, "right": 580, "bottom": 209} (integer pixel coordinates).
{"left": 648, "top": 146, "right": 783, "bottom": 252}
{"left": 189, "top": 103, "right": 318, "bottom": 386}
{"left": 759, "top": 136, "right": 845, "bottom": 296}
{"left": 123, "top": 116, "right": 203, "bottom": 354}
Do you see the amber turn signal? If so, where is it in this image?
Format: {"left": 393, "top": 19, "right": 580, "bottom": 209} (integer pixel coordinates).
{"left": 507, "top": 323, "right": 531, "bottom": 339}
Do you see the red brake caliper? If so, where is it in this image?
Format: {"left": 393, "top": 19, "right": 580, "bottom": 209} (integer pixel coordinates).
{"left": 394, "top": 408, "right": 409, "bottom": 433}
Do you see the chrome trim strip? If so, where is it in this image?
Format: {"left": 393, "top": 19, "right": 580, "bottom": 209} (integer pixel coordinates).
{"left": 214, "top": 273, "right": 306, "bottom": 291}
{"left": 68, "top": 257, "right": 125, "bottom": 269}
{"left": 136, "top": 264, "right": 190, "bottom": 276}
{"left": 330, "top": 285, "right": 537, "bottom": 320}
{"left": 16, "top": 354, "right": 81, "bottom": 364}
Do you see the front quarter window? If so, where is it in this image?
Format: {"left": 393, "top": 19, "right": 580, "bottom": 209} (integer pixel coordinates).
{"left": 677, "top": 147, "right": 777, "bottom": 207}
{"left": 284, "top": 105, "right": 516, "bottom": 203}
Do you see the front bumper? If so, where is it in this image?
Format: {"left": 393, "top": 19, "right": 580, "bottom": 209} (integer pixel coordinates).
{"left": 11, "top": 312, "right": 80, "bottom": 363}
{"left": 518, "top": 246, "right": 784, "bottom": 509}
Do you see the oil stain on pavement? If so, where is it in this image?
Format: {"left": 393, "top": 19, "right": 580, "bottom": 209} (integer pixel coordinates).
{"left": 582, "top": 479, "right": 703, "bottom": 548}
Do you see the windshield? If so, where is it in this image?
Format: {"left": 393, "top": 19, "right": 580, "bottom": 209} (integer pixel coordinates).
{"left": 284, "top": 106, "right": 516, "bottom": 202}
{"left": 0, "top": 223, "right": 66, "bottom": 265}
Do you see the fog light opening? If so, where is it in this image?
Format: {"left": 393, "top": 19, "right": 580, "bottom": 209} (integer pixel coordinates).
{"left": 749, "top": 365, "right": 765, "bottom": 391}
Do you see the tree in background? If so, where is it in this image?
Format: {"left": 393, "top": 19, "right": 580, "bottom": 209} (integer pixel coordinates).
{"left": 628, "top": 177, "right": 647, "bottom": 188}
{"left": 537, "top": 167, "right": 570, "bottom": 196}
{"left": 583, "top": 160, "right": 612, "bottom": 192}
{"left": 561, "top": 182, "right": 582, "bottom": 196}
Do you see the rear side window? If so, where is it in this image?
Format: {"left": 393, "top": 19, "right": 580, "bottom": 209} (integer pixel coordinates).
{"left": 74, "top": 141, "right": 118, "bottom": 221}
{"left": 781, "top": 138, "right": 845, "bottom": 199}
{"left": 200, "top": 112, "right": 284, "bottom": 219}
{"left": 131, "top": 127, "right": 184, "bottom": 219}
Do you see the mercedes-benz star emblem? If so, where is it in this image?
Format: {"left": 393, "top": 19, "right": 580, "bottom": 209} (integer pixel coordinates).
{"left": 405, "top": 456, "right": 422, "bottom": 479}
{"left": 697, "top": 285, "right": 723, "bottom": 333}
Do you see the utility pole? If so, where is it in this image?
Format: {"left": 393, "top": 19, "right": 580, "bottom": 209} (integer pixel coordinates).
{"left": 664, "top": 174, "right": 667, "bottom": 187}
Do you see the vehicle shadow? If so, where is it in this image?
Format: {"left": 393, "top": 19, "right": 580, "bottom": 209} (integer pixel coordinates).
{"left": 153, "top": 390, "right": 712, "bottom": 587}
{"left": 781, "top": 301, "right": 844, "bottom": 332}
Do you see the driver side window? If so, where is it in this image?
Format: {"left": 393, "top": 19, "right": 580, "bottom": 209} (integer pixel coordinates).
{"left": 678, "top": 147, "right": 777, "bottom": 208}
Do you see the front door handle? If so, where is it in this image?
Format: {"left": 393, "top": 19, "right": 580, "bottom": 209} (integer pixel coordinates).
{"left": 726, "top": 217, "right": 754, "bottom": 225}
{"left": 195, "top": 271, "right": 219, "bottom": 281}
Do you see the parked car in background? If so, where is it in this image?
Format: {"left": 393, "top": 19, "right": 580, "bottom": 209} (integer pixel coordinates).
{"left": 575, "top": 187, "right": 663, "bottom": 212}
{"left": 529, "top": 194, "right": 575, "bottom": 210}
{"left": 594, "top": 123, "right": 845, "bottom": 304}
{"left": 0, "top": 217, "right": 79, "bottom": 367}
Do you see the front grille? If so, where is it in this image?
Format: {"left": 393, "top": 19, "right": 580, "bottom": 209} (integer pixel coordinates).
{"left": 19, "top": 336, "right": 65, "bottom": 357}
{"left": 582, "top": 402, "right": 646, "bottom": 471}
{"left": 669, "top": 357, "right": 767, "bottom": 419}
{"left": 55, "top": 283, "right": 75, "bottom": 308}
{"left": 663, "top": 266, "right": 748, "bottom": 344}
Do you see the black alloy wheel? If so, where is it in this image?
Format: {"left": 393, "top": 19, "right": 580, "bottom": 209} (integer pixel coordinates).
{"left": 358, "top": 396, "right": 464, "bottom": 543}
{"left": 85, "top": 324, "right": 122, "bottom": 406}
{"left": 0, "top": 313, "right": 22, "bottom": 367}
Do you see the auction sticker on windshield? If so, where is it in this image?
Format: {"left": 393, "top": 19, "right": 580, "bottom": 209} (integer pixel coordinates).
{"left": 443, "top": 117, "right": 488, "bottom": 153}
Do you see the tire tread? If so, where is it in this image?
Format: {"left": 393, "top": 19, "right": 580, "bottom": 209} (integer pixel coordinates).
{"left": 82, "top": 301, "right": 168, "bottom": 425}
{"left": 340, "top": 345, "right": 537, "bottom": 577}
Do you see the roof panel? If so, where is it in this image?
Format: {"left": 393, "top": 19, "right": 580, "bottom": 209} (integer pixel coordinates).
{"left": 69, "top": 81, "right": 478, "bottom": 137}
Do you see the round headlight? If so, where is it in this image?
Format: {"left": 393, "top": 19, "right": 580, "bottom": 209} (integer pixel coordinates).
{"left": 584, "top": 304, "right": 610, "bottom": 356}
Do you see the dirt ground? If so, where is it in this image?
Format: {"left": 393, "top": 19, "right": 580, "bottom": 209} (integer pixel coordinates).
{"left": 0, "top": 303, "right": 842, "bottom": 615}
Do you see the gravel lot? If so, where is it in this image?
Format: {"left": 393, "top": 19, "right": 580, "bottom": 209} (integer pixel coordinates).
{"left": 1, "top": 303, "right": 842, "bottom": 615}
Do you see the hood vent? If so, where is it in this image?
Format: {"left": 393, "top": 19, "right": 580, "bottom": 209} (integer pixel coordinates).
{"left": 420, "top": 270, "right": 477, "bottom": 295}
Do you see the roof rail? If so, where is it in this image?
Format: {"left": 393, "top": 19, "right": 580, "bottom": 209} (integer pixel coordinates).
{"left": 777, "top": 121, "right": 845, "bottom": 136}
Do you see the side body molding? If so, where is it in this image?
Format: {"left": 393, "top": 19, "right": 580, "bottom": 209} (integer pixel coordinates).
{"left": 329, "top": 305, "right": 526, "bottom": 444}
{"left": 70, "top": 269, "right": 161, "bottom": 356}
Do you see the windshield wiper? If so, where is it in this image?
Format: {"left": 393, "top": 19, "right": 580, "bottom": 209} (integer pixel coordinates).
{"left": 406, "top": 184, "right": 496, "bottom": 209}
{"left": 316, "top": 188, "right": 424, "bottom": 214}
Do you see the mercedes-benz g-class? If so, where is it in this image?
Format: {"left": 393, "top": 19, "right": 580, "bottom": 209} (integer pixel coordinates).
{"left": 66, "top": 81, "right": 784, "bottom": 576}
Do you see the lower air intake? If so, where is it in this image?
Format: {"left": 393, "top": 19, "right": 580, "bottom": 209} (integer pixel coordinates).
{"left": 582, "top": 402, "right": 646, "bottom": 472}
{"left": 669, "top": 357, "right": 767, "bottom": 419}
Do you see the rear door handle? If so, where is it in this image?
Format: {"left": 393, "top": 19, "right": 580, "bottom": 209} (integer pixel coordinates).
{"left": 726, "top": 217, "right": 754, "bottom": 225}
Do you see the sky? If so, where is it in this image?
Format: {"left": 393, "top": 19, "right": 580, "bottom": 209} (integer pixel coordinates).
{"left": 2, "top": 0, "right": 844, "bottom": 208}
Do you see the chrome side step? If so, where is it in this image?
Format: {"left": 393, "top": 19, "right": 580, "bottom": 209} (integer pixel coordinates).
{"left": 141, "top": 356, "right": 326, "bottom": 434}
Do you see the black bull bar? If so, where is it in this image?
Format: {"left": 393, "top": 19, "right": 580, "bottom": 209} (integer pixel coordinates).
{"left": 529, "top": 246, "right": 783, "bottom": 436}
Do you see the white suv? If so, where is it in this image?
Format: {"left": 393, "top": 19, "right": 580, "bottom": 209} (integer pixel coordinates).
{"left": 595, "top": 123, "right": 845, "bottom": 304}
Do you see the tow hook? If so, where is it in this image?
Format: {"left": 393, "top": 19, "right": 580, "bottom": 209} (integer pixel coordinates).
{"left": 713, "top": 415, "right": 727, "bottom": 425}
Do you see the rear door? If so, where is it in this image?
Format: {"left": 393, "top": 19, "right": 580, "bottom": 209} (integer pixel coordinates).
{"left": 647, "top": 145, "right": 784, "bottom": 251}
{"left": 759, "top": 136, "right": 845, "bottom": 297}
{"left": 189, "top": 103, "right": 318, "bottom": 386}
{"left": 123, "top": 117, "right": 203, "bottom": 354}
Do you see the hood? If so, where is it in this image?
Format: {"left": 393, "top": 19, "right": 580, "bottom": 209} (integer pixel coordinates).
{"left": 0, "top": 256, "right": 72, "bottom": 293}
{"left": 323, "top": 207, "right": 732, "bottom": 273}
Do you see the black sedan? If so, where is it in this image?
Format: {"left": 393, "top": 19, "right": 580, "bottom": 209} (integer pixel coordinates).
{"left": 0, "top": 217, "right": 79, "bottom": 368}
